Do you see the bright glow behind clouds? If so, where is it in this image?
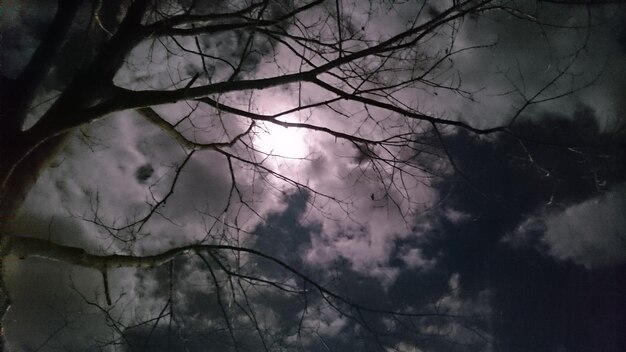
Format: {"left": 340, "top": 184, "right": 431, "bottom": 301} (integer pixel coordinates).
{"left": 255, "top": 120, "right": 308, "bottom": 159}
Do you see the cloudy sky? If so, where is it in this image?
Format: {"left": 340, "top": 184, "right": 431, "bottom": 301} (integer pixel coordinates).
{"left": 1, "top": 1, "right": 625, "bottom": 351}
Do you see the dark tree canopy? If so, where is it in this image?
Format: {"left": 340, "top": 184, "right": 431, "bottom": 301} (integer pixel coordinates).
{"left": 0, "top": 0, "right": 625, "bottom": 351}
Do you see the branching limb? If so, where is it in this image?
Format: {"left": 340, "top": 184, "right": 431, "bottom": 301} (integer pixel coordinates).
{"left": 1, "top": 236, "right": 482, "bottom": 322}
{"left": 136, "top": 107, "right": 254, "bottom": 150}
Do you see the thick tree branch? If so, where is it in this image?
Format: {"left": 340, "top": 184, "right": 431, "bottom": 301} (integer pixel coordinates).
{"left": 22, "top": 0, "right": 494, "bottom": 144}
{"left": 0, "top": 236, "right": 189, "bottom": 270}
{"left": 197, "top": 97, "right": 381, "bottom": 144}
{"left": 144, "top": 0, "right": 324, "bottom": 37}
{"left": 148, "top": 1, "right": 267, "bottom": 29}
{"left": 136, "top": 107, "right": 254, "bottom": 150}
{"left": 10, "top": 0, "right": 83, "bottom": 130}
{"left": 312, "top": 78, "right": 508, "bottom": 135}
{"left": 0, "top": 236, "right": 478, "bottom": 321}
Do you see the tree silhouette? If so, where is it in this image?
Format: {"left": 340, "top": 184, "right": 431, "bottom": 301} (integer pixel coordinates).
{"left": 0, "top": 0, "right": 621, "bottom": 350}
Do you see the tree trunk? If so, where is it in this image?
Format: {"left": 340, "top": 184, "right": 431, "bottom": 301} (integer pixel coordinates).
{"left": 0, "top": 126, "right": 71, "bottom": 349}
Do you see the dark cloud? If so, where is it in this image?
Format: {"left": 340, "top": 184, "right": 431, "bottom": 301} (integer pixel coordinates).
{"left": 135, "top": 163, "right": 154, "bottom": 184}
{"left": 423, "top": 106, "right": 626, "bottom": 351}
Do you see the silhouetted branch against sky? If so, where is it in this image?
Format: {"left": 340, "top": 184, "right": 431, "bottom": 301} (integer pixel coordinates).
{"left": 1, "top": 0, "right": 625, "bottom": 351}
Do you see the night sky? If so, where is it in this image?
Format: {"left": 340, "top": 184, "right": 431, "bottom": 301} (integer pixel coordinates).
{"left": 1, "top": 1, "right": 626, "bottom": 351}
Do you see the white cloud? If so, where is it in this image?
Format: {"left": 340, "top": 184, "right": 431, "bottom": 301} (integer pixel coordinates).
{"left": 443, "top": 207, "right": 470, "bottom": 223}
{"left": 420, "top": 273, "right": 494, "bottom": 349}
{"left": 387, "top": 342, "right": 424, "bottom": 352}
{"left": 400, "top": 248, "right": 436, "bottom": 270}
{"left": 542, "top": 183, "right": 626, "bottom": 268}
{"left": 504, "top": 183, "right": 626, "bottom": 268}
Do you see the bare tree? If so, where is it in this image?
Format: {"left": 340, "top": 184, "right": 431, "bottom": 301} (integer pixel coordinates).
{"left": 0, "top": 0, "right": 619, "bottom": 350}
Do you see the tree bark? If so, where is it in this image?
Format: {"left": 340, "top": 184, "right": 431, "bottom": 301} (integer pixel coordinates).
{"left": 0, "top": 131, "right": 71, "bottom": 350}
